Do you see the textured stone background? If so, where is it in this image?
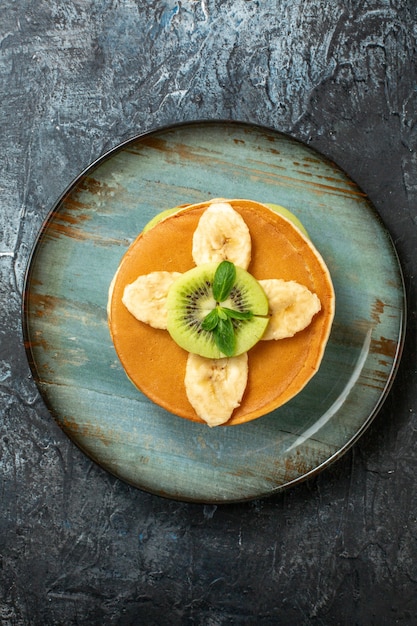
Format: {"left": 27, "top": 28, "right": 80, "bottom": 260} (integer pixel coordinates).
{"left": 1, "top": 1, "right": 417, "bottom": 624}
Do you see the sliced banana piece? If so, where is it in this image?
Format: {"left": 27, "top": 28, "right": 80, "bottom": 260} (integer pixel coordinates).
{"left": 192, "top": 202, "right": 251, "bottom": 269}
{"left": 185, "top": 352, "right": 249, "bottom": 426}
{"left": 260, "top": 279, "right": 321, "bottom": 340}
{"left": 122, "top": 271, "right": 182, "bottom": 329}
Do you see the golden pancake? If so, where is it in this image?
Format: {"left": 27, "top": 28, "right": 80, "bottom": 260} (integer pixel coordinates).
{"left": 108, "top": 199, "right": 335, "bottom": 425}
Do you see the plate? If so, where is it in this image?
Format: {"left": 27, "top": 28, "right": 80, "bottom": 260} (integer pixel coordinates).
{"left": 23, "top": 121, "right": 406, "bottom": 503}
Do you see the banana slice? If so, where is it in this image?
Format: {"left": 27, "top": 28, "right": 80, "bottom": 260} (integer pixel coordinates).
{"left": 122, "top": 271, "right": 182, "bottom": 329}
{"left": 192, "top": 202, "right": 251, "bottom": 269}
{"left": 259, "top": 279, "right": 321, "bottom": 340}
{"left": 185, "top": 352, "right": 249, "bottom": 426}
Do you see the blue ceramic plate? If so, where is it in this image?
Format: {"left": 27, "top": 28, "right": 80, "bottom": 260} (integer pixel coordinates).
{"left": 23, "top": 121, "right": 406, "bottom": 503}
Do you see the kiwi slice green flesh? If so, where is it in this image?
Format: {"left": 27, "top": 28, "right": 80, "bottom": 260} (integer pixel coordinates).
{"left": 265, "top": 203, "right": 310, "bottom": 239}
{"left": 142, "top": 207, "right": 181, "bottom": 233}
{"left": 166, "top": 262, "right": 269, "bottom": 358}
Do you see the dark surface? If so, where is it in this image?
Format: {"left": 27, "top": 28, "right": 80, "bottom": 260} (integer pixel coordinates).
{"left": 1, "top": 2, "right": 416, "bottom": 624}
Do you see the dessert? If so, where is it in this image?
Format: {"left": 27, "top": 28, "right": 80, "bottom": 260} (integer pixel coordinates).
{"left": 108, "top": 199, "right": 335, "bottom": 426}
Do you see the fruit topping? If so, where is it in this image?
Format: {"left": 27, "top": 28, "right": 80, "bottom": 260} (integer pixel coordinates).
{"left": 259, "top": 279, "right": 321, "bottom": 340}
{"left": 122, "top": 271, "right": 182, "bottom": 329}
{"left": 192, "top": 201, "right": 251, "bottom": 268}
{"left": 184, "top": 353, "right": 249, "bottom": 427}
{"left": 166, "top": 261, "right": 269, "bottom": 359}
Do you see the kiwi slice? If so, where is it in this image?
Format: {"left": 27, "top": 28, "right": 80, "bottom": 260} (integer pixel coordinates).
{"left": 166, "top": 262, "right": 269, "bottom": 358}
{"left": 265, "top": 203, "right": 310, "bottom": 239}
{"left": 142, "top": 207, "right": 182, "bottom": 233}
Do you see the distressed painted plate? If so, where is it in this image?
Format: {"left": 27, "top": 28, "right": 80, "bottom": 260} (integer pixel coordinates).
{"left": 23, "top": 121, "right": 405, "bottom": 503}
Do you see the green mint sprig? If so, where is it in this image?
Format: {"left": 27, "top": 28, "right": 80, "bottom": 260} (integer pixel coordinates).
{"left": 201, "top": 261, "right": 253, "bottom": 357}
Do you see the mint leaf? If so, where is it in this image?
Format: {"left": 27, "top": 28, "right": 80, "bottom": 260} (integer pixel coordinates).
{"left": 217, "top": 307, "right": 228, "bottom": 320}
{"left": 212, "top": 261, "right": 236, "bottom": 302}
{"left": 201, "top": 308, "right": 219, "bottom": 331}
{"left": 201, "top": 262, "right": 256, "bottom": 357}
{"left": 213, "top": 317, "right": 235, "bottom": 357}
{"left": 221, "top": 307, "right": 253, "bottom": 321}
